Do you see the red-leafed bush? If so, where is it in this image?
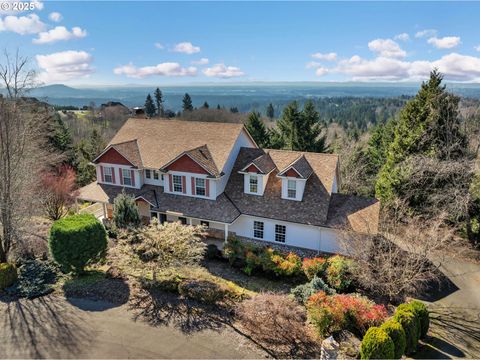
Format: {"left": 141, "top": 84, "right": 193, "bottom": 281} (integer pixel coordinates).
{"left": 306, "top": 291, "right": 388, "bottom": 336}
{"left": 40, "top": 165, "right": 78, "bottom": 220}
{"left": 302, "top": 257, "right": 328, "bottom": 280}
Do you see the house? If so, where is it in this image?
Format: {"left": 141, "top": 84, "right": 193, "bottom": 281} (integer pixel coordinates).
{"left": 76, "top": 118, "right": 379, "bottom": 255}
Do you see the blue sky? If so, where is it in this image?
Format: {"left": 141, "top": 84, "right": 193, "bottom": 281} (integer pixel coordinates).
{"left": 2, "top": 1, "right": 480, "bottom": 85}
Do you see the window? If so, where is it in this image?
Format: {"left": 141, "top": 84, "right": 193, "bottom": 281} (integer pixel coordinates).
{"left": 145, "top": 169, "right": 151, "bottom": 179}
{"left": 179, "top": 217, "right": 187, "bottom": 225}
{"left": 150, "top": 211, "right": 157, "bottom": 219}
{"left": 122, "top": 169, "right": 132, "bottom": 186}
{"left": 200, "top": 220, "right": 210, "bottom": 228}
{"left": 275, "top": 225, "right": 286, "bottom": 243}
{"left": 195, "top": 178, "right": 206, "bottom": 196}
{"left": 161, "top": 174, "right": 164, "bottom": 181}
{"left": 173, "top": 175, "right": 183, "bottom": 192}
{"left": 253, "top": 221, "right": 264, "bottom": 239}
{"left": 153, "top": 170, "right": 159, "bottom": 180}
{"left": 287, "top": 180, "right": 297, "bottom": 199}
{"left": 249, "top": 175, "right": 258, "bottom": 193}
{"left": 159, "top": 213, "right": 167, "bottom": 224}
{"left": 103, "top": 167, "right": 113, "bottom": 183}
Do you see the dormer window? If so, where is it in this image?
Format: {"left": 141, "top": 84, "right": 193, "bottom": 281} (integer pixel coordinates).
{"left": 173, "top": 175, "right": 183, "bottom": 192}
{"left": 104, "top": 167, "right": 113, "bottom": 183}
{"left": 287, "top": 180, "right": 297, "bottom": 199}
{"left": 249, "top": 175, "right": 258, "bottom": 193}
{"left": 122, "top": 169, "right": 132, "bottom": 186}
{"left": 195, "top": 178, "right": 206, "bottom": 196}
{"left": 145, "top": 169, "right": 151, "bottom": 179}
{"left": 153, "top": 170, "right": 159, "bottom": 180}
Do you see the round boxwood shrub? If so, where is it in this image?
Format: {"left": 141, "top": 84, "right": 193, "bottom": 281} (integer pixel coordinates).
{"left": 381, "top": 319, "right": 406, "bottom": 359}
{"left": 360, "top": 326, "right": 395, "bottom": 360}
{"left": 49, "top": 214, "right": 107, "bottom": 274}
{"left": 397, "top": 303, "right": 422, "bottom": 341}
{"left": 394, "top": 309, "right": 419, "bottom": 354}
{"left": 0, "top": 263, "right": 17, "bottom": 289}
{"left": 409, "top": 300, "right": 430, "bottom": 338}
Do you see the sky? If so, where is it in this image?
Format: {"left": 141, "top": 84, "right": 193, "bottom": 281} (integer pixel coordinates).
{"left": 1, "top": 1, "right": 480, "bottom": 86}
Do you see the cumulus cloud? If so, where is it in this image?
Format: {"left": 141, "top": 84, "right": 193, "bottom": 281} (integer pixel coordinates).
{"left": 427, "top": 36, "right": 461, "bottom": 49}
{"left": 48, "top": 12, "right": 62, "bottom": 22}
{"left": 475, "top": 45, "right": 480, "bottom": 52}
{"left": 172, "top": 41, "right": 200, "bottom": 54}
{"left": 415, "top": 29, "right": 437, "bottom": 38}
{"left": 36, "top": 50, "right": 94, "bottom": 83}
{"left": 0, "top": 13, "right": 45, "bottom": 34}
{"left": 315, "top": 67, "right": 329, "bottom": 76}
{"left": 203, "top": 63, "right": 245, "bottom": 78}
{"left": 154, "top": 42, "right": 164, "bottom": 49}
{"left": 191, "top": 57, "right": 209, "bottom": 65}
{"left": 394, "top": 33, "right": 410, "bottom": 42}
{"left": 33, "top": 26, "right": 87, "bottom": 44}
{"left": 306, "top": 61, "right": 322, "bottom": 69}
{"left": 113, "top": 62, "right": 197, "bottom": 78}
{"left": 311, "top": 52, "right": 337, "bottom": 61}
{"left": 368, "top": 38, "right": 406, "bottom": 58}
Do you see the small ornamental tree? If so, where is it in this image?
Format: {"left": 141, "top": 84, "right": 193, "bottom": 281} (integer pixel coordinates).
{"left": 113, "top": 191, "right": 141, "bottom": 229}
{"left": 360, "top": 327, "right": 395, "bottom": 360}
{"left": 49, "top": 214, "right": 107, "bottom": 274}
{"left": 381, "top": 319, "right": 407, "bottom": 359}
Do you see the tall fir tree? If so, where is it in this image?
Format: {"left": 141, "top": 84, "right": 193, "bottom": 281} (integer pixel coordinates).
{"left": 266, "top": 103, "right": 275, "bottom": 119}
{"left": 144, "top": 94, "right": 156, "bottom": 117}
{"left": 182, "top": 93, "right": 193, "bottom": 112}
{"left": 245, "top": 111, "right": 269, "bottom": 147}
{"left": 276, "top": 101, "right": 303, "bottom": 151}
{"left": 203, "top": 101, "right": 209, "bottom": 109}
{"left": 154, "top": 88, "right": 164, "bottom": 117}
{"left": 301, "top": 99, "right": 329, "bottom": 152}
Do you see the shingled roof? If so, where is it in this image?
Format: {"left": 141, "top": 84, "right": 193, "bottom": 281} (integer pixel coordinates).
{"left": 277, "top": 154, "right": 314, "bottom": 179}
{"left": 107, "top": 118, "right": 252, "bottom": 172}
{"left": 240, "top": 152, "right": 276, "bottom": 174}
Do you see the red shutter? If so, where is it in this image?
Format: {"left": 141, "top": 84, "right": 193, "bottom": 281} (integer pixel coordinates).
{"left": 119, "top": 168, "right": 123, "bottom": 185}
{"left": 191, "top": 177, "right": 196, "bottom": 195}
{"left": 182, "top": 176, "right": 186, "bottom": 194}
{"left": 168, "top": 174, "right": 172, "bottom": 192}
{"left": 131, "top": 170, "right": 135, "bottom": 187}
{"left": 100, "top": 166, "right": 104, "bottom": 182}
{"left": 111, "top": 167, "right": 115, "bottom": 184}
{"left": 205, "top": 179, "right": 210, "bottom": 197}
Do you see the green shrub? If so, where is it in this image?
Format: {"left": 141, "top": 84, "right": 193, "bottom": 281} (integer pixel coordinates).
{"left": 0, "top": 263, "right": 17, "bottom": 289}
{"left": 381, "top": 319, "right": 406, "bottom": 359}
{"left": 290, "top": 276, "right": 335, "bottom": 303}
{"left": 410, "top": 300, "right": 430, "bottom": 338}
{"left": 360, "top": 327, "right": 395, "bottom": 360}
{"left": 49, "top": 214, "right": 108, "bottom": 274}
{"left": 6, "top": 259, "right": 58, "bottom": 299}
{"left": 113, "top": 191, "right": 141, "bottom": 229}
{"left": 325, "top": 255, "right": 354, "bottom": 292}
{"left": 397, "top": 303, "right": 422, "bottom": 341}
{"left": 393, "top": 309, "right": 419, "bottom": 354}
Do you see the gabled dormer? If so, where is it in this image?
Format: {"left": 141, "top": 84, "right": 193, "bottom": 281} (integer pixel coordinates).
{"left": 277, "top": 155, "right": 313, "bottom": 201}
{"left": 239, "top": 153, "right": 275, "bottom": 196}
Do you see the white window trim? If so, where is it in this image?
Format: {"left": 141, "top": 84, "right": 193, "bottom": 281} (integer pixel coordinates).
{"left": 195, "top": 177, "right": 206, "bottom": 196}
{"left": 122, "top": 168, "right": 132, "bottom": 186}
{"left": 249, "top": 175, "right": 258, "bottom": 194}
{"left": 275, "top": 224, "right": 286, "bottom": 243}
{"left": 253, "top": 220, "right": 264, "bottom": 239}
{"left": 103, "top": 166, "right": 113, "bottom": 183}
{"left": 172, "top": 174, "right": 183, "bottom": 193}
{"left": 145, "top": 169, "right": 151, "bottom": 179}
{"left": 287, "top": 179, "right": 297, "bottom": 199}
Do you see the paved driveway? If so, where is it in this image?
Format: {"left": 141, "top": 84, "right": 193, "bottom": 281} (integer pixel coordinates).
{"left": 0, "top": 296, "right": 265, "bottom": 359}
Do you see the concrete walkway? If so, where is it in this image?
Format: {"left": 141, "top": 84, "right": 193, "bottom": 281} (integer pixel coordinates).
{"left": 0, "top": 296, "right": 265, "bottom": 359}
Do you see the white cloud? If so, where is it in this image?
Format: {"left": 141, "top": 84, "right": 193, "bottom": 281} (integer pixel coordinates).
{"left": 394, "top": 33, "right": 410, "bottom": 42}
{"left": 203, "top": 63, "right": 245, "bottom": 78}
{"left": 368, "top": 38, "right": 406, "bottom": 58}
{"left": 0, "top": 13, "right": 45, "bottom": 34}
{"left": 306, "top": 61, "right": 321, "bottom": 69}
{"left": 154, "top": 42, "right": 164, "bottom": 49}
{"left": 172, "top": 41, "right": 200, "bottom": 54}
{"left": 475, "top": 45, "right": 480, "bottom": 52}
{"left": 113, "top": 62, "right": 197, "bottom": 78}
{"left": 36, "top": 50, "right": 94, "bottom": 83}
{"left": 315, "top": 67, "right": 329, "bottom": 76}
{"left": 33, "top": 26, "right": 87, "bottom": 44}
{"left": 311, "top": 52, "right": 337, "bottom": 61}
{"left": 415, "top": 29, "right": 437, "bottom": 38}
{"left": 427, "top": 36, "right": 461, "bottom": 49}
{"left": 48, "top": 12, "right": 62, "bottom": 22}
{"left": 192, "top": 57, "right": 209, "bottom": 65}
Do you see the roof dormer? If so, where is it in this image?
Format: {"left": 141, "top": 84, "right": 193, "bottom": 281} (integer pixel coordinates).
{"left": 239, "top": 153, "right": 275, "bottom": 196}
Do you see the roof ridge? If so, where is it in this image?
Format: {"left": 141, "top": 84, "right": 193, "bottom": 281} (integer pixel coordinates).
{"left": 264, "top": 148, "right": 339, "bottom": 157}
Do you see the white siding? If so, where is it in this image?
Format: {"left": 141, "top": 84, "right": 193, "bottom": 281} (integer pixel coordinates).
{"left": 243, "top": 173, "right": 269, "bottom": 196}
{"left": 230, "top": 215, "right": 343, "bottom": 254}
{"left": 144, "top": 170, "right": 165, "bottom": 187}
{"left": 96, "top": 163, "right": 142, "bottom": 189}
{"left": 216, "top": 129, "right": 256, "bottom": 196}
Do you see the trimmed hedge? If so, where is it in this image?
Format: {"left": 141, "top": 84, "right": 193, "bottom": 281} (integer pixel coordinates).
{"left": 393, "top": 309, "right": 419, "bottom": 354}
{"left": 360, "top": 327, "right": 395, "bottom": 360}
{"left": 0, "top": 263, "right": 17, "bottom": 289}
{"left": 410, "top": 300, "right": 430, "bottom": 338}
{"left": 381, "top": 319, "right": 406, "bottom": 359}
{"left": 49, "top": 214, "right": 108, "bottom": 273}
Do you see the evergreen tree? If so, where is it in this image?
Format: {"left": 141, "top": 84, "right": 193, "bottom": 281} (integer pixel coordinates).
{"left": 276, "top": 101, "right": 303, "bottom": 151}
{"left": 202, "top": 101, "right": 209, "bottom": 109}
{"left": 217, "top": 104, "right": 221, "bottom": 110}
{"left": 376, "top": 70, "right": 468, "bottom": 203}
{"left": 266, "top": 103, "right": 275, "bottom": 119}
{"left": 230, "top": 107, "right": 239, "bottom": 113}
{"left": 113, "top": 191, "right": 141, "bottom": 229}
{"left": 245, "top": 111, "right": 269, "bottom": 147}
{"left": 182, "top": 93, "right": 193, "bottom": 112}
{"left": 154, "top": 87, "right": 164, "bottom": 117}
{"left": 144, "top": 94, "right": 156, "bottom": 117}
{"left": 50, "top": 113, "right": 75, "bottom": 165}
{"left": 301, "top": 100, "right": 329, "bottom": 152}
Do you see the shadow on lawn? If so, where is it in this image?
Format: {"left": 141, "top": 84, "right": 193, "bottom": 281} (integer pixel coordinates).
{"left": 0, "top": 295, "right": 90, "bottom": 358}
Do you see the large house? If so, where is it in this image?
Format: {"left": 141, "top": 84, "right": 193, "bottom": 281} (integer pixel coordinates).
{"left": 77, "top": 118, "right": 379, "bottom": 254}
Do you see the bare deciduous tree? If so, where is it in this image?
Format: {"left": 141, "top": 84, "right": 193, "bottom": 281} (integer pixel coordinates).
{"left": 0, "top": 50, "right": 53, "bottom": 262}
